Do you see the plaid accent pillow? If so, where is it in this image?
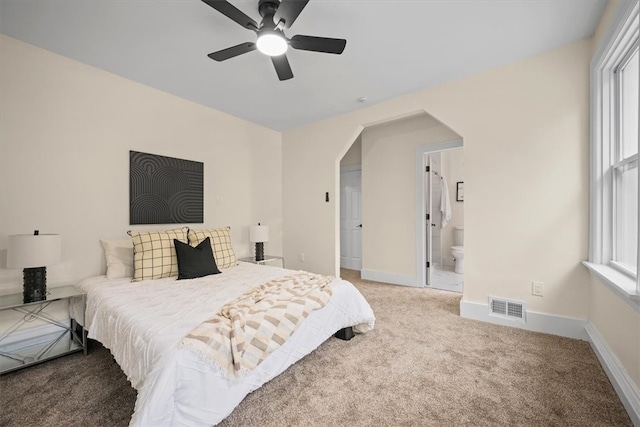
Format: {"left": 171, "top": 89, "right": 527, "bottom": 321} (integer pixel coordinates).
{"left": 188, "top": 227, "right": 237, "bottom": 269}
{"left": 128, "top": 227, "right": 189, "bottom": 281}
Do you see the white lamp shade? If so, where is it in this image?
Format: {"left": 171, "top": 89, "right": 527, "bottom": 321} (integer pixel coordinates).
{"left": 249, "top": 225, "right": 269, "bottom": 243}
{"left": 7, "top": 234, "right": 62, "bottom": 269}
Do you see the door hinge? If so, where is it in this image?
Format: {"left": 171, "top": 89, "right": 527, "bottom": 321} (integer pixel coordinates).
{"left": 426, "top": 213, "right": 430, "bottom": 220}
{"left": 427, "top": 262, "right": 431, "bottom": 268}
{"left": 425, "top": 166, "right": 430, "bottom": 172}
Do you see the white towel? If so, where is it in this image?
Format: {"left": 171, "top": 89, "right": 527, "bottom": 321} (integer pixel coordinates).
{"left": 440, "top": 176, "right": 452, "bottom": 229}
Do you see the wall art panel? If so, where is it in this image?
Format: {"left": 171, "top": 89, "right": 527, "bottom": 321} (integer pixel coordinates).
{"left": 130, "top": 151, "right": 203, "bottom": 225}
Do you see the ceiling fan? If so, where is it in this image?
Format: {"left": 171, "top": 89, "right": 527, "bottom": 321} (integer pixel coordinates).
{"left": 202, "top": 0, "right": 347, "bottom": 81}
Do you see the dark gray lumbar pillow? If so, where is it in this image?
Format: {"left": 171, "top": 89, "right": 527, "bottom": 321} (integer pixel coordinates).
{"left": 174, "top": 237, "right": 221, "bottom": 280}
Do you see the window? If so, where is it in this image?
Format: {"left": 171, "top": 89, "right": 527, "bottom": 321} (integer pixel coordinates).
{"left": 588, "top": 1, "right": 639, "bottom": 305}
{"left": 612, "top": 44, "right": 638, "bottom": 276}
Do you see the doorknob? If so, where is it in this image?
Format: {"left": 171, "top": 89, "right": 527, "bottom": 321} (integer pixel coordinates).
{"left": 358, "top": 224, "right": 362, "bottom": 228}
{"left": 431, "top": 224, "right": 436, "bottom": 227}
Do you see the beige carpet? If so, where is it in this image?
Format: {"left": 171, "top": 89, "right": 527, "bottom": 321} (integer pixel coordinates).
{"left": 0, "top": 269, "right": 632, "bottom": 426}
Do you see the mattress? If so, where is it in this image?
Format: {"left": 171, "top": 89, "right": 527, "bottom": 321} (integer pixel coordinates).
{"left": 72, "top": 262, "right": 375, "bottom": 426}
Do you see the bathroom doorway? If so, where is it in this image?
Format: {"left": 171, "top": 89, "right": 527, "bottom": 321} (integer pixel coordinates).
{"left": 422, "top": 145, "right": 464, "bottom": 292}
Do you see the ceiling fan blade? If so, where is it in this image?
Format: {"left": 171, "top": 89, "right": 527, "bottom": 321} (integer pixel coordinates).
{"left": 208, "top": 42, "right": 256, "bottom": 61}
{"left": 271, "top": 54, "right": 294, "bottom": 81}
{"left": 273, "top": 0, "right": 309, "bottom": 29}
{"left": 201, "top": 0, "right": 258, "bottom": 30}
{"left": 290, "top": 35, "right": 346, "bottom": 54}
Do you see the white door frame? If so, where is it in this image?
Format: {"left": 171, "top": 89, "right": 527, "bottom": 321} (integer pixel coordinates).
{"left": 415, "top": 139, "right": 463, "bottom": 287}
{"left": 426, "top": 155, "right": 433, "bottom": 286}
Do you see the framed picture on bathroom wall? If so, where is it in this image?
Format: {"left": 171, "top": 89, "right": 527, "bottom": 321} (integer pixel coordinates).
{"left": 456, "top": 182, "right": 464, "bottom": 202}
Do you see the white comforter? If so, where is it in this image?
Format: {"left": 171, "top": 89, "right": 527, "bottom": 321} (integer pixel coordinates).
{"left": 73, "top": 262, "right": 375, "bottom": 426}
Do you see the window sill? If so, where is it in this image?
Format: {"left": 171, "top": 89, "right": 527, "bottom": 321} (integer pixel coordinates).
{"left": 583, "top": 261, "right": 640, "bottom": 312}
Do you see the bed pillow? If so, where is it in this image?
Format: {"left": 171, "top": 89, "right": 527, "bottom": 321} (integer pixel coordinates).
{"left": 188, "top": 227, "right": 237, "bottom": 269}
{"left": 128, "top": 227, "right": 189, "bottom": 281}
{"left": 101, "top": 239, "right": 134, "bottom": 279}
{"left": 174, "top": 237, "right": 221, "bottom": 280}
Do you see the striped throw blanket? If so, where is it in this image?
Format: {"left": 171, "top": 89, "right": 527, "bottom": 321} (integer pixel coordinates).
{"left": 181, "top": 272, "right": 333, "bottom": 377}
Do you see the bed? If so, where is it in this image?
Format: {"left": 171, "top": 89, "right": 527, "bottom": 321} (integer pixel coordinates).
{"left": 71, "top": 235, "right": 375, "bottom": 426}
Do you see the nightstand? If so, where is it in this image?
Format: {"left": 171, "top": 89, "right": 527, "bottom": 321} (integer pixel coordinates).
{"left": 0, "top": 285, "right": 87, "bottom": 374}
{"left": 239, "top": 255, "right": 285, "bottom": 268}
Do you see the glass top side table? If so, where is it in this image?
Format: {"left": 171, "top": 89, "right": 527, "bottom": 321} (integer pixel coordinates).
{"left": 0, "top": 285, "right": 87, "bottom": 374}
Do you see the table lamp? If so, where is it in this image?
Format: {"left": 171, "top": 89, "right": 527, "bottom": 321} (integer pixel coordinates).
{"left": 249, "top": 223, "right": 269, "bottom": 262}
{"left": 7, "top": 230, "right": 61, "bottom": 303}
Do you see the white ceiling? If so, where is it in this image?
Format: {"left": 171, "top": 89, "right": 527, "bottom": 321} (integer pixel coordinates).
{"left": 0, "top": 0, "right": 607, "bottom": 131}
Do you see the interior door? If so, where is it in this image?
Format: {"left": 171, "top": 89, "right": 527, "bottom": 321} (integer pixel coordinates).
{"left": 340, "top": 168, "right": 362, "bottom": 270}
{"left": 426, "top": 156, "right": 433, "bottom": 285}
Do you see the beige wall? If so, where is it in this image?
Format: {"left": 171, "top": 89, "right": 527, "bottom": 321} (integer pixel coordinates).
{"left": 340, "top": 135, "right": 362, "bottom": 167}
{"left": 592, "top": 0, "right": 621, "bottom": 55}
{"left": 361, "top": 114, "right": 459, "bottom": 278}
{"left": 283, "top": 38, "right": 591, "bottom": 319}
{"left": 589, "top": 275, "right": 640, "bottom": 386}
{"left": 0, "top": 36, "right": 283, "bottom": 292}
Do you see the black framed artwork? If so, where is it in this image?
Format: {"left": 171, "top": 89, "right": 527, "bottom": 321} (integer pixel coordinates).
{"left": 130, "top": 151, "right": 204, "bottom": 225}
{"left": 456, "top": 182, "right": 464, "bottom": 202}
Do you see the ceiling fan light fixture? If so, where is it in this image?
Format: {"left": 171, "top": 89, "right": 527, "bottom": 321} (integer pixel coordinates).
{"left": 256, "top": 32, "right": 288, "bottom": 56}
{"left": 202, "top": 0, "right": 346, "bottom": 81}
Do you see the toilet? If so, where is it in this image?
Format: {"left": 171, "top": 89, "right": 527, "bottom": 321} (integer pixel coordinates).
{"left": 451, "top": 227, "right": 464, "bottom": 274}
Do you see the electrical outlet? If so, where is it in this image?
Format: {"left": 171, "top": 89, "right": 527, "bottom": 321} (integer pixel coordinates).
{"left": 532, "top": 281, "right": 544, "bottom": 297}
{"left": 216, "top": 196, "right": 223, "bottom": 205}
{"left": 299, "top": 253, "right": 305, "bottom": 262}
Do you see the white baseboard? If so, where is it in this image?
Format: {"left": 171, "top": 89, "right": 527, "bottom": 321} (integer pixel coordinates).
{"left": 459, "top": 300, "right": 588, "bottom": 340}
{"left": 585, "top": 323, "right": 640, "bottom": 425}
{"left": 360, "top": 269, "right": 420, "bottom": 287}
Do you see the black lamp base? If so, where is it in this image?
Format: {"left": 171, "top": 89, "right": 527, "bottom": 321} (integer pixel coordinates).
{"left": 255, "top": 242, "right": 264, "bottom": 262}
{"left": 23, "top": 267, "right": 47, "bottom": 303}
